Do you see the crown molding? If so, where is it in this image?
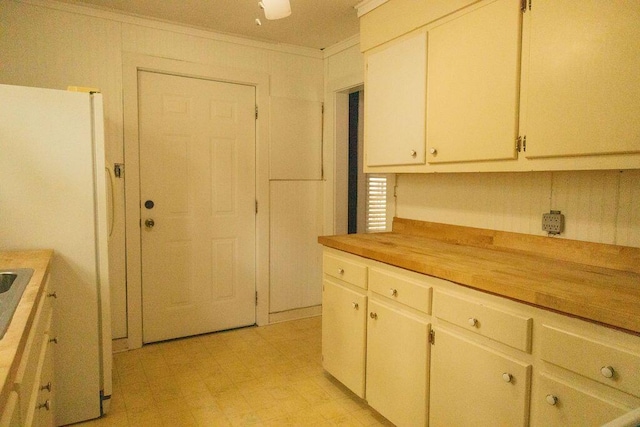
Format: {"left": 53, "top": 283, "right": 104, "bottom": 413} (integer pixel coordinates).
{"left": 355, "top": 0, "right": 389, "bottom": 17}
{"left": 16, "top": 0, "right": 324, "bottom": 59}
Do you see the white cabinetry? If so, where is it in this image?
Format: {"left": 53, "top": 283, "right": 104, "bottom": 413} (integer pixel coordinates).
{"left": 530, "top": 323, "right": 640, "bottom": 427}
{"left": 360, "top": 0, "right": 640, "bottom": 172}
{"left": 0, "top": 392, "right": 21, "bottom": 426}
{"left": 366, "top": 267, "right": 431, "bottom": 427}
{"left": 365, "top": 30, "right": 427, "bottom": 167}
{"left": 13, "top": 277, "right": 55, "bottom": 427}
{"left": 425, "top": 0, "right": 521, "bottom": 164}
{"left": 430, "top": 290, "right": 532, "bottom": 426}
{"left": 320, "top": 247, "right": 640, "bottom": 426}
{"left": 524, "top": 0, "right": 640, "bottom": 159}
{"left": 321, "top": 252, "right": 368, "bottom": 398}
{"left": 430, "top": 329, "right": 532, "bottom": 426}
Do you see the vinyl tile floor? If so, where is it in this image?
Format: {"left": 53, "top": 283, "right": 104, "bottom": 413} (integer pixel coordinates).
{"left": 74, "top": 316, "right": 393, "bottom": 426}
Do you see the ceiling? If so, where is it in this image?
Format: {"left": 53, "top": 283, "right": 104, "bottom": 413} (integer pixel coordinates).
{"left": 56, "top": 0, "right": 361, "bottom": 50}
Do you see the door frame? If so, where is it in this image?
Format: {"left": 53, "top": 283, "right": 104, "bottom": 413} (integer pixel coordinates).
{"left": 123, "top": 53, "right": 271, "bottom": 349}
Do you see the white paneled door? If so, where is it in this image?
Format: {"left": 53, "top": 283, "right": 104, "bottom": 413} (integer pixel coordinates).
{"left": 139, "top": 71, "right": 256, "bottom": 343}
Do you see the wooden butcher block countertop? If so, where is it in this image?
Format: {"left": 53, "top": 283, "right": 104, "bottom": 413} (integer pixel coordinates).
{"left": 0, "top": 250, "right": 53, "bottom": 410}
{"left": 318, "top": 218, "right": 640, "bottom": 335}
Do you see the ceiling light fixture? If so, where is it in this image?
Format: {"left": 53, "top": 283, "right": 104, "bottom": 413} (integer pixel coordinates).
{"left": 258, "top": 0, "right": 291, "bottom": 20}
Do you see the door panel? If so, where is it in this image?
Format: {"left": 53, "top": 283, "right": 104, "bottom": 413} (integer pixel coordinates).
{"left": 139, "top": 71, "right": 256, "bottom": 343}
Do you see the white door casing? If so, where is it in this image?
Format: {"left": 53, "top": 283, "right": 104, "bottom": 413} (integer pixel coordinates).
{"left": 138, "top": 71, "right": 256, "bottom": 343}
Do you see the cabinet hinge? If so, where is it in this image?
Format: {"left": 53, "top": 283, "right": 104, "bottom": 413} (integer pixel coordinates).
{"left": 429, "top": 329, "right": 436, "bottom": 345}
{"left": 520, "top": 0, "right": 527, "bottom": 12}
{"left": 255, "top": 105, "right": 258, "bottom": 120}
{"left": 516, "top": 136, "right": 522, "bottom": 153}
{"left": 523, "top": 135, "right": 527, "bottom": 152}
{"left": 255, "top": 200, "right": 258, "bottom": 214}
{"left": 114, "top": 163, "right": 124, "bottom": 178}
{"left": 255, "top": 291, "right": 258, "bottom": 306}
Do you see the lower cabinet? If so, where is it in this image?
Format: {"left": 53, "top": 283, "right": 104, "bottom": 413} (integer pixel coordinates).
{"left": 429, "top": 329, "right": 532, "bottom": 426}
{"left": 321, "top": 278, "right": 367, "bottom": 398}
{"left": 0, "top": 392, "right": 21, "bottom": 426}
{"left": 13, "top": 276, "right": 55, "bottom": 427}
{"left": 366, "top": 299, "right": 430, "bottom": 427}
{"left": 320, "top": 248, "right": 640, "bottom": 427}
{"left": 531, "top": 373, "right": 631, "bottom": 427}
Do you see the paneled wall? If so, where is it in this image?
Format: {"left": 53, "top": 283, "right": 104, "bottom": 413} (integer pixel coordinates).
{"left": 0, "top": 0, "right": 325, "bottom": 340}
{"left": 269, "top": 181, "right": 323, "bottom": 313}
{"left": 396, "top": 170, "right": 640, "bottom": 248}
{"left": 322, "top": 39, "right": 365, "bottom": 235}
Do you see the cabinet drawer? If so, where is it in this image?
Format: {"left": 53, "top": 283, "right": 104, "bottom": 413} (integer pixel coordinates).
{"left": 540, "top": 325, "right": 640, "bottom": 398}
{"left": 433, "top": 291, "right": 532, "bottom": 352}
{"left": 369, "top": 268, "right": 432, "bottom": 314}
{"left": 323, "top": 253, "right": 367, "bottom": 289}
{"left": 532, "top": 373, "right": 631, "bottom": 427}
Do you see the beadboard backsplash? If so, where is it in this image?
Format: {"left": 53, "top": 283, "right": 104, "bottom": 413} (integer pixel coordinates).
{"left": 395, "top": 170, "right": 640, "bottom": 248}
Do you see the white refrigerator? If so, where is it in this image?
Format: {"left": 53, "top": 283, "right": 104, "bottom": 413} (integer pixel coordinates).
{"left": 0, "top": 83, "right": 112, "bottom": 425}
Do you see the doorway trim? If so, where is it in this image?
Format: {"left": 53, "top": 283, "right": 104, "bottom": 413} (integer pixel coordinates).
{"left": 122, "top": 53, "right": 271, "bottom": 349}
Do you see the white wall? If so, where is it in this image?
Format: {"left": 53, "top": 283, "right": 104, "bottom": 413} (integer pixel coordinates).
{"left": 322, "top": 38, "right": 365, "bottom": 236}
{"left": 0, "top": 0, "right": 326, "bottom": 342}
{"left": 396, "top": 170, "right": 640, "bottom": 248}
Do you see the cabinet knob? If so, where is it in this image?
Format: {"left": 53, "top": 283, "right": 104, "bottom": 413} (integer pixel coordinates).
{"left": 47, "top": 292, "right": 57, "bottom": 298}
{"left": 389, "top": 288, "right": 398, "bottom": 297}
{"left": 410, "top": 150, "right": 417, "bottom": 158}
{"left": 502, "top": 373, "right": 513, "bottom": 383}
{"left": 370, "top": 312, "right": 378, "bottom": 320}
{"left": 37, "top": 400, "right": 51, "bottom": 411}
{"left": 600, "top": 366, "right": 615, "bottom": 379}
{"left": 40, "top": 382, "right": 52, "bottom": 392}
{"left": 467, "top": 317, "right": 478, "bottom": 327}
{"left": 352, "top": 302, "right": 359, "bottom": 310}
{"left": 337, "top": 268, "right": 344, "bottom": 275}
{"left": 49, "top": 337, "right": 58, "bottom": 344}
{"left": 545, "top": 394, "right": 558, "bottom": 406}
{"left": 429, "top": 147, "right": 437, "bottom": 155}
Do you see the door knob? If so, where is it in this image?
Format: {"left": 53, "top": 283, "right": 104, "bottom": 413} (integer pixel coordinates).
{"left": 145, "top": 219, "right": 155, "bottom": 229}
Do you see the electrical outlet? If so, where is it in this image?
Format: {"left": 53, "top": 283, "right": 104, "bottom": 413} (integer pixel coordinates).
{"left": 542, "top": 210, "right": 564, "bottom": 235}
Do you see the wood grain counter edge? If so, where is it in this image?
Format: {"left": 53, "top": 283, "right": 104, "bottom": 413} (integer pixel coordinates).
{"left": 0, "top": 250, "right": 53, "bottom": 411}
{"left": 318, "top": 220, "right": 640, "bottom": 336}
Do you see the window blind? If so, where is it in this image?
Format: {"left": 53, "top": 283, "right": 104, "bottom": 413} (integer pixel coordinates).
{"left": 366, "top": 174, "right": 389, "bottom": 233}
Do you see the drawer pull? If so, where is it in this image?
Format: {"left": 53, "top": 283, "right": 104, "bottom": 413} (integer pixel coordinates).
{"left": 40, "top": 382, "right": 52, "bottom": 392}
{"left": 37, "top": 400, "right": 51, "bottom": 411}
{"left": 467, "top": 317, "right": 478, "bottom": 327}
{"left": 49, "top": 337, "right": 58, "bottom": 344}
{"left": 389, "top": 288, "right": 398, "bottom": 297}
{"left": 600, "top": 366, "right": 615, "bottom": 379}
{"left": 337, "top": 268, "right": 344, "bottom": 275}
{"left": 352, "top": 302, "right": 359, "bottom": 310}
{"left": 370, "top": 312, "right": 378, "bottom": 320}
{"left": 502, "top": 373, "right": 513, "bottom": 383}
{"left": 47, "top": 291, "right": 57, "bottom": 298}
{"left": 546, "top": 394, "right": 558, "bottom": 406}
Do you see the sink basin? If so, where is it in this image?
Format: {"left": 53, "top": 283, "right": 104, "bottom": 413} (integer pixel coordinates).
{"left": 0, "top": 272, "right": 18, "bottom": 293}
{"left": 0, "top": 268, "right": 34, "bottom": 339}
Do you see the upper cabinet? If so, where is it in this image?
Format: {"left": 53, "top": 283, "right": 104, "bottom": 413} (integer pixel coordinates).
{"left": 425, "top": 0, "right": 521, "bottom": 164}
{"left": 359, "top": 0, "right": 640, "bottom": 173}
{"left": 524, "top": 0, "right": 640, "bottom": 159}
{"left": 365, "top": 30, "right": 427, "bottom": 167}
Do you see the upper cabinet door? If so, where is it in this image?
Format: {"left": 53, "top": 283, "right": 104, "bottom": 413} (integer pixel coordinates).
{"left": 525, "top": 1, "right": 640, "bottom": 158}
{"left": 365, "top": 31, "right": 427, "bottom": 167}
{"left": 425, "top": 0, "right": 522, "bottom": 164}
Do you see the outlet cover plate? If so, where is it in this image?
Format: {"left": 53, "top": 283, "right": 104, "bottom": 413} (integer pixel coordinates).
{"left": 542, "top": 210, "right": 564, "bottom": 234}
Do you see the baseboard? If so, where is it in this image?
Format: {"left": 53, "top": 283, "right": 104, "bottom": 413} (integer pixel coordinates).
{"left": 269, "top": 305, "right": 322, "bottom": 324}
